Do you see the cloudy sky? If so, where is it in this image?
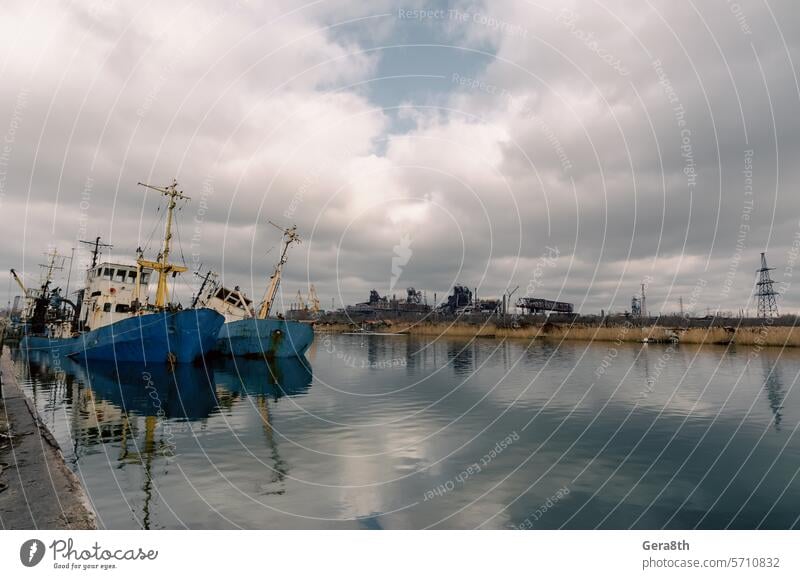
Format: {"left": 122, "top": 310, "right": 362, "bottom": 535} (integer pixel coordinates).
{"left": 1, "top": 0, "right": 799, "bottom": 315}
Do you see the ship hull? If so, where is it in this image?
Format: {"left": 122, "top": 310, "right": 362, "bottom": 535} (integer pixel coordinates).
{"left": 21, "top": 309, "right": 224, "bottom": 364}
{"left": 215, "top": 318, "right": 313, "bottom": 358}
{"left": 19, "top": 334, "right": 78, "bottom": 355}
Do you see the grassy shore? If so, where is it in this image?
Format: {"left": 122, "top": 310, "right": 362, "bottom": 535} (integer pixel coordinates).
{"left": 315, "top": 320, "right": 800, "bottom": 348}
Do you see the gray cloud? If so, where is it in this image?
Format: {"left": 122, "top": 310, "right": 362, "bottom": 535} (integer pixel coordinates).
{"left": 2, "top": 0, "right": 800, "bottom": 314}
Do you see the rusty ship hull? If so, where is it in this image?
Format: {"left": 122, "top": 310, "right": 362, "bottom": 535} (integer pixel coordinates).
{"left": 214, "top": 317, "right": 313, "bottom": 358}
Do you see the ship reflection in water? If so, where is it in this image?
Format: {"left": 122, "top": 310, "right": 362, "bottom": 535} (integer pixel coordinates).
{"left": 11, "top": 335, "right": 800, "bottom": 529}
{"left": 16, "top": 349, "right": 312, "bottom": 529}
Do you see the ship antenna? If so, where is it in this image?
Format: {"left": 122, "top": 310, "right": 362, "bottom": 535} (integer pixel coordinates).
{"left": 191, "top": 266, "right": 218, "bottom": 308}
{"left": 79, "top": 236, "right": 113, "bottom": 269}
{"left": 38, "top": 248, "right": 64, "bottom": 293}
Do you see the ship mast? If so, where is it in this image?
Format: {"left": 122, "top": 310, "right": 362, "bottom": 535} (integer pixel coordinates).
{"left": 136, "top": 180, "right": 189, "bottom": 308}
{"left": 79, "top": 236, "right": 113, "bottom": 269}
{"left": 191, "top": 268, "right": 217, "bottom": 308}
{"left": 257, "top": 222, "right": 300, "bottom": 319}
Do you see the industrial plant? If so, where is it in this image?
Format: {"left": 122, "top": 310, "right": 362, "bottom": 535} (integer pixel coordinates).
{"left": 289, "top": 249, "right": 796, "bottom": 345}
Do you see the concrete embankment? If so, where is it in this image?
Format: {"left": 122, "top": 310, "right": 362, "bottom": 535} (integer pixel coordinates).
{"left": 315, "top": 321, "right": 800, "bottom": 348}
{"left": 0, "top": 349, "right": 95, "bottom": 529}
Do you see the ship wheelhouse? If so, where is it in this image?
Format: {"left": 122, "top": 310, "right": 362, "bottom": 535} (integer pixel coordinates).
{"left": 197, "top": 284, "right": 253, "bottom": 323}
{"left": 80, "top": 261, "right": 154, "bottom": 331}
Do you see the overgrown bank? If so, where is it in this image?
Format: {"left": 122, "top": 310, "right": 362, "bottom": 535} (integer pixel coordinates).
{"left": 315, "top": 319, "right": 800, "bottom": 348}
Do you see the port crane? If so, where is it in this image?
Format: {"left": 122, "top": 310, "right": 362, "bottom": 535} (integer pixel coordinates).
{"left": 9, "top": 268, "right": 30, "bottom": 299}
{"left": 9, "top": 267, "right": 35, "bottom": 321}
{"left": 294, "top": 290, "right": 307, "bottom": 311}
{"left": 307, "top": 284, "right": 321, "bottom": 314}
{"left": 257, "top": 222, "right": 301, "bottom": 319}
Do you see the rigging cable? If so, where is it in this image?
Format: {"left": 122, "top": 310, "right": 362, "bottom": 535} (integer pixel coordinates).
{"left": 171, "top": 199, "right": 192, "bottom": 305}
{"left": 173, "top": 199, "right": 189, "bottom": 269}
{"left": 142, "top": 198, "right": 166, "bottom": 257}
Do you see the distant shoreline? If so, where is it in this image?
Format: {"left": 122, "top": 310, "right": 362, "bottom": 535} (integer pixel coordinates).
{"left": 314, "top": 319, "right": 800, "bottom": 348}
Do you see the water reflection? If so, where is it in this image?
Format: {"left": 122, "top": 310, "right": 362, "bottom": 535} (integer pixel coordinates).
{"left": 82, "top": 361, "right": 218, "bottom": 420}
{"left": 9, "top": 336, "right": 800, "bottom": 529}
{"left": 213, "top": 356, "right": 312, "bottom": 399}
{"left": 212, "top": 356, "right": 312, "bottom": 497}
{"left": 12, "top": 348, "right": 313, "bottom": 528}
{"left": 75, "top": 362, "right": 219, "bottom": 526}
{"left": 448, "top": 341, "right": 474, "bottom": 376}
{"left": 760, "top": 352, "right": 786, "bottom": 431}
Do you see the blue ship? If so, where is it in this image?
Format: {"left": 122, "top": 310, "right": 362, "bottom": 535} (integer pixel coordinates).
{"left": 215, "top": 317, "right": 313, "bottom": 358}
{"left": 194, "top": 222, "right": 315, "bottom": 358}
{"left": 16, "top": 180, "right": 224, "bottom": 365}
{"left": 20, "top": 309, "right": 223, "bottom": 363}
{"left": 76, "top": 308, "right": 222, "bottom": 363}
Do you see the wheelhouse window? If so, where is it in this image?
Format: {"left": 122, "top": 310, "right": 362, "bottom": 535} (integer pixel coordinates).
{"left": 140, "top": 272, "right": 150, "bottom": 285}
{"left": 103, "top": 268, "right": 113, "bottom": 279}
{"left": 115, "top": 269, "right": 127, "bottom": 282}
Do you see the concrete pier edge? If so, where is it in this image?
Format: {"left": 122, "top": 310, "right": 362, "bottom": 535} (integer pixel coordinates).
{"left": 0, "top": 348, "right": 96, "bottom": 529}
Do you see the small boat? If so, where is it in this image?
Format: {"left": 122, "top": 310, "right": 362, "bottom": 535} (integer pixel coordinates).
{"left": 342, "top": 330, "right": 406, "bottom": 336}
{"left": 342, "top": 321, "right": 406, "bottom": 336}
{"left": 194, "top": 223, "right": 313, "bottom": 359}
{"left": 17, "top": 180, "right": 224, "bottom": 364}
{"left": 11, "top": 248, "right": 78, "bottom": 353}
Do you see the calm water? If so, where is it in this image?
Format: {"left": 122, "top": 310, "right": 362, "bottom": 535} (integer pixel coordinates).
{"left": 9, "top": 334, "right": 800, "bottom": 529}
